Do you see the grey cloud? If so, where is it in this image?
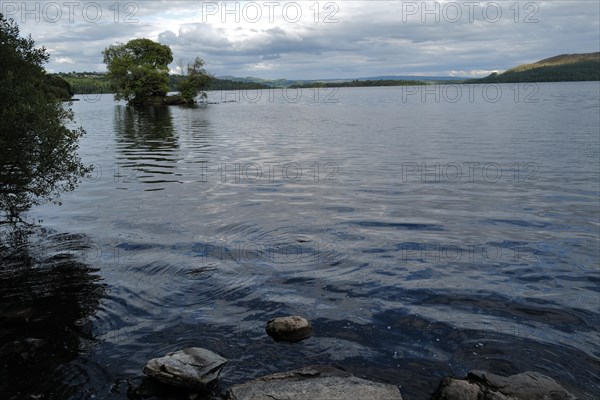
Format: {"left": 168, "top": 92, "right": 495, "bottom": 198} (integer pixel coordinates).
{"left": 158, "top": 30, "right": 177, "bottom": 44}
{"left": 265, "top": 27, "right": 286, "bottom": 36}
{"left": 175, "top": 23, "right": 232, "bottom": 48}
{"left": 261, "top": 54, "right": 281, "bottom": 60}
{"left": 12, "top": 0, "right": 599, "bottom": 78}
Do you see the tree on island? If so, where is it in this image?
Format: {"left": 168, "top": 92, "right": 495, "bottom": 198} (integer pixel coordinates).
{"left": 177, "top": 57, "right": 213, "bottom": 104}
{"left": 103, "top": 38, "right": 212, "bottom": 105}
{"left": 102, "top": 38, "right": 173, "bottom": 105}
{"left": 0, "top": 13, "right": 90, "bottom": 228}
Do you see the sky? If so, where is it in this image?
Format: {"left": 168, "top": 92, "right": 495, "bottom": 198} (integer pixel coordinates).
{"left": 3, "top": 0, "right": 599, "bottom": 79}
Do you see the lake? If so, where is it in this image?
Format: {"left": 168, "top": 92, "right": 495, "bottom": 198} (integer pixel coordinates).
{"left": 4, "top": 82, "right": 600, "bottom": 399}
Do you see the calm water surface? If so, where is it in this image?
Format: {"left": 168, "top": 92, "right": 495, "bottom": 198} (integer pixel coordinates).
{"left": 4, "top": 83, "right": 600, "bottom": 399}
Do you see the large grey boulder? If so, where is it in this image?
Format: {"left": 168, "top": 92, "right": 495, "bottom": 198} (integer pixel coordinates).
{"left": 266, "top": 316, "right": 313, "bottom": 342}
{"left": 142, "top": 347, "right": 227, "bottom": 390}
{"left": 432, "top": 377, "right": 510, "bottom": 400}
{"left": 432, "top": 370, "right": 576, "bottom": 400}
{"left": 225, "top": 365, "right": 403, "bottom": 400}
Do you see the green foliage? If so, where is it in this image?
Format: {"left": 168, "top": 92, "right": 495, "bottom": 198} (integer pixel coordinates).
{"left": 41, "top": 74, "right": 74, "bottom": 101}
{"left": 57, "top": 72, "right": 112, "bottom": 94}
{"left": 169, "top": 75, "right": 270, "bottom": 91}
{"left": 177, "top": 57, "right": 213, "bottom": 103}
{"left": 0, "top": 13, "right": 90, "bottom": 226}
{"left": 102, "top": 38, "right": 173, "bottom": 105}
{"left": 177, "top": 79, "right": 199, "bottom": 103}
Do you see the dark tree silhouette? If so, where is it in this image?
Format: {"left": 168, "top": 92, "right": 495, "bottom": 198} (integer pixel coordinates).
{"left": 0, "top": 14, "right": 90, "bottom": 228}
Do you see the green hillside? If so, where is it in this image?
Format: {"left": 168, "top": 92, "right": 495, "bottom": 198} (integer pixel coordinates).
{"left": 468, "top": 52, "right": 600, "bottom": 83}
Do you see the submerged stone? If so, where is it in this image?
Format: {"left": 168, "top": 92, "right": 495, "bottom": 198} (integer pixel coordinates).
{"left": 432, "top": 370, "right": 576, "bottom": 400}
{"left": 225, "top": 366, "right": 403, "bottom": 400}
{"left": 266, "top": 316, "right": 313, "bottom": 342}
{"left": 142, "top": 347, "right": 227, "bottom": 390}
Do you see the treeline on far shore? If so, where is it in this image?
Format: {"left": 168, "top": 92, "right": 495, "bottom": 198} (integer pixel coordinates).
{"left": 54, "top": 72, "right": 274, "bottom": 94}
{"left": 288, "top": 79, "right": 427, "bottom": 88}
{"left": 56, "top": 72, "right": 112, "bottom": 94}
{"left": 55, "top": 72, "right": 431, "bottom": 95}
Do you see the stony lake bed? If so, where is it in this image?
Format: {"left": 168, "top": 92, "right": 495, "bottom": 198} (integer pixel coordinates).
{"left": 1, "top": 83, "right": 599, "bottom": 399}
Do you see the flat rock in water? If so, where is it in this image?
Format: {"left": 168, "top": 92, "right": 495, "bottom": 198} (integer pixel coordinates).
{"left": 265, "top": 315, "right": 313, "bottom": 342}
{"left": 142, "top": 347, "right": 227, "bottom": 390}
{"left": 225, "top": 366, "right": 403, "bottom": 400}
{"left": 432, "top": 370, "right": 576, "bottom": 400}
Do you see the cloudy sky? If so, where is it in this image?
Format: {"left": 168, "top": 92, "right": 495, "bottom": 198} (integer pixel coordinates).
{"left": 4, "top": 1, "right": 599, "bottom": 79}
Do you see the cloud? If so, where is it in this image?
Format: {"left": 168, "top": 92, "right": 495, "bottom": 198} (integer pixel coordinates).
{"left": 449, "top": 69, "right": 502, "bottom": 77}
{"left": 7, "top": 0, "right": 599, "bottom": 78}
{"left": 52, "top": 56, "right": 75, "bottom": 64}
{"left": 261, "top": 54, "right": 281, "bottom": 61}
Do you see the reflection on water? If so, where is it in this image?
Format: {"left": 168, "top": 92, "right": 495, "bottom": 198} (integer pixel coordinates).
{"left": 17, "top": 84, "right": 600, "bottom": 399}
{"left": 111, "top": 105, "right": 216, "bottom": 190}
{"left": 113, "top": 105, "right": 177, "bottom": 152}
{"left": 0, "top": 230, "right": 105, "bottom": 399}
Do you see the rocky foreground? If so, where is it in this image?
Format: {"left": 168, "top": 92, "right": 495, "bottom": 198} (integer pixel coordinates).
{"left": 225, "top": 366, "right": 402, "bottom": 400}
{"left": 135, "top": 316, "right": 577, "bottom": 400}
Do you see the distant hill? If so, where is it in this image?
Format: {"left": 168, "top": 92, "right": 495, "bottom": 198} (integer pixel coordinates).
{"left": 467, "top": 52, "right": 600, "bottom": 83}
{"left": 289, "top": 79, "right": 427, "bottom": 89}
{"left": 358, "top": 75, "right": 464, "bottom": 82}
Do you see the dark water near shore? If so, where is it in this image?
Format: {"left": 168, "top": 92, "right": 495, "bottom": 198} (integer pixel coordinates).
{"left": 2, "top": 83, "right": 599, "bottom": 399}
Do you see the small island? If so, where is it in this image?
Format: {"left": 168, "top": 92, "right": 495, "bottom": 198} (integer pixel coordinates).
{"left": 102, "top": 38, "right": 212, "bottom": 106}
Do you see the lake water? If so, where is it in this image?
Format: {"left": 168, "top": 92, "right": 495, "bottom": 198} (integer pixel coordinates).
{"left": 4, "top": 83, "right": 600, "bottom": 399}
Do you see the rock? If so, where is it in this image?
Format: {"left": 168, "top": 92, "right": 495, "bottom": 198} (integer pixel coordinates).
{"left": 266, "top": 316, "right": 313, "bottom": 342}
{"left": 142, "top": 347, "right": 227, "bottom": 390}
{"left": 432, "top": 377, "right": 507, "bottom": 400}
{"left": 468, "top": 370, "right": 576, "bottom": 400}
{"left": 225, "top": 366, "right": 403, "bottom": 400}
{"left": 432, "top": 370, "right": 576, "bottom": 400}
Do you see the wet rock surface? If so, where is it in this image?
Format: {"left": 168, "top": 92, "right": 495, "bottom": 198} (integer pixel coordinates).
{"left": 265, "top": 316, "right": 313, "bottom": 342}
{"left": 225, "top": 365, "right": 403, "bottom": 400}
{"left": 142, "top": 347, "right": 227, "bottom": 390}
{"left": 432, "top": 370, "right": 576, "bottom": 400}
